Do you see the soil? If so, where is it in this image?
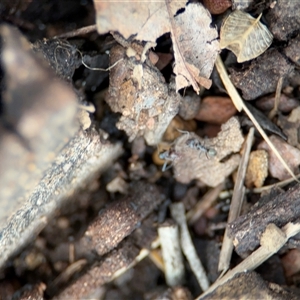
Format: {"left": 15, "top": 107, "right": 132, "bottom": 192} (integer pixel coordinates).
{"left": 0, "top": 1, "right": 300, "bottom": 299}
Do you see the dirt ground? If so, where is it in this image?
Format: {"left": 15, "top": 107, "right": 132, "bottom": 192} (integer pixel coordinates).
{"left": 0, "top": 0, "right": 300, "bottom": 299}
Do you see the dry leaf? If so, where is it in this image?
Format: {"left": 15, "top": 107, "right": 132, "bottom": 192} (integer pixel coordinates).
{"left": 94, "top": 1, "right": 219, "bottom": 93}
{"left": 171, "top": 117, "right": 244, "bottom": 187}
{"left": 220, "top": 10, "right": 273, "bottom": 62}
{"left": 95, "top": 0, "right": 186, "bottom": 42}
{"left": 171, "top": 3, "right": 219, "bottom": 91}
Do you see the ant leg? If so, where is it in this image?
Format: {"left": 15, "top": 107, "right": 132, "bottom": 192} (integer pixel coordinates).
{"left": 162, "top": 161, "right": 169, "bottom": 172}
{"left": 162, "top": 161, "right": 173, "bottom": 172}
{"left": 176, "top": 129, "right": 190, "bottom": 137}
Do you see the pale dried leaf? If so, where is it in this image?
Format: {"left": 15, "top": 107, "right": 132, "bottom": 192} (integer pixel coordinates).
{"left": 172, "top": 3, "right": 219, "bottom": 91}
{"left": 172, "top": 117, "right": 244, "bottom": 187}
{"left": 94, "top": 1, "right": 219, "bottom": 93}
{"left": 95, "top": 0, "right": 186, "bottom": 42}
{"left": 220, "top": 10, "right": 273, "bottom": 62}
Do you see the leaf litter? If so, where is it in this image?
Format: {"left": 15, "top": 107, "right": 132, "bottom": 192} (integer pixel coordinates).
{"left": 220, "top": 10, "right": 273, "bottom": 63}
{"left": 95, "top": 1, "right": 219, "bottom": 93}
{"left": 3, "top": 0, "right": 300, "bottom": 299}
{"left": 164, "top": 117, "right": 244, "bottom": 187}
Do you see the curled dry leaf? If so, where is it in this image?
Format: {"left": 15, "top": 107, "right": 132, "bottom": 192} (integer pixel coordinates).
{"left": 220, "top": 10, "right": 273, "bottom": 62}
{"left": 94, "top": 1, "right": 219, "bottom": 93}
{"left": 171, "top": 117, "right": 244, "bottom": 187}
{"left": 258, "top": 135, "right": 300, "bottom": 181}
{"left": 107, "top": 44, "right": 180, "bottom": 145}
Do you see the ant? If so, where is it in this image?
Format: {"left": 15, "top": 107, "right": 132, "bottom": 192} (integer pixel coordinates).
{"left": 178, "top": 129, "right": 217, "bottom": 159}
{"left": 159, "top": 147, "right": 180, "bottom": 172}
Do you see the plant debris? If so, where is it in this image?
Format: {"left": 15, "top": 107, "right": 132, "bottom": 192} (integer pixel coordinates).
{"left": 2, "top": 1, "right": 300, "bottom": 299}
{"left": 220, "top": 10, "right": 273, "bottom": 63}
{"left": 171, "top": 117, "right": 244, "bottom": 187}
{"left": 228, "top": 184, "right": 300, "bottom": 256}
{"left": 95, "top": 1, "right": 219, "bottom": 92}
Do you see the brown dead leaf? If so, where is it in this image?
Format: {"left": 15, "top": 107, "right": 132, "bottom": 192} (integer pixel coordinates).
{"left": 220, "top": 10, "right": 273, "bottom": 62}
{"left": 107, "top": 44, "right": 181, "bottom": 145}
{"left": 95, "top": 1, "right": 219, "bottom": 93}
{"left": 258, "top": 135, "right": 300, "bottom": 180}
{"left": 172, "top": 117, "right": 244, "bottom": 187}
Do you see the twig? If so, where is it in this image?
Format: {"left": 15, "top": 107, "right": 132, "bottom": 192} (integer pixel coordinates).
{"left": 158, "top": 221, "right": 185, "bottom": 286}
{"left": 187, "top": 182, "right": 224, "bottom": 225}
{"left": 250, "top": 173, "right": 300, "bottom": 193}
{"left": 197, "top": 222, "right": 300, "bottom": 299}
{"left": 215, "top": 55, "right": 299, "bottom": 183}
{"left": 218, "top": 127, "right": 254, "bottom": 273}
{"left": 269, "top": 76, "right": 284, "bottom": 120}
{"left": 53, "top": 24, "right": 97, "bottom": 39}
{"left": 170, "top": 203, "right": 210, "bottom": 291}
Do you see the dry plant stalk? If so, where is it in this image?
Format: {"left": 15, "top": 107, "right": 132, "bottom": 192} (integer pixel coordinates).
{"left": 158, "top": 222, "right": 185, "bottom": 286}
{"left": 187, "top": 182, "right": 224, "bottom": 225}
{"left": 218, "top": 127, "right": 254, "bottom": 273}
{"left": 170, "top": 203, "right": 210, "bottom": 291}
{"left": 197, "top": 222, "right": 300, "bottom": 299}
{"left": 215, "top": 55, "right": 299, "bottom": 182}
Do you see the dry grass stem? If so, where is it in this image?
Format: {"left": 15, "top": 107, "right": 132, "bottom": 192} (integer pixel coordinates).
{"left": 268, "top": 76, "right": 284, "bottom": 120}
{"left": 218, "top": 127, "right": 254, "bottom": 273}
{"left": 187, "top": 182, "right": 224, "bottom": 225}
{"left": 171, "top": 203, "right": 210, "bottom": 291}
{"left": 158, "top": 222, "right": 185, "bottom": 286}
{"left": 197, "top": 222, "right": 300, "bottom": 299}
{"left": 251, "top": 173, "right": 300, "bottom": 193}
{"left": 215, "top": 55, "right": 299, "bottom": 182}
